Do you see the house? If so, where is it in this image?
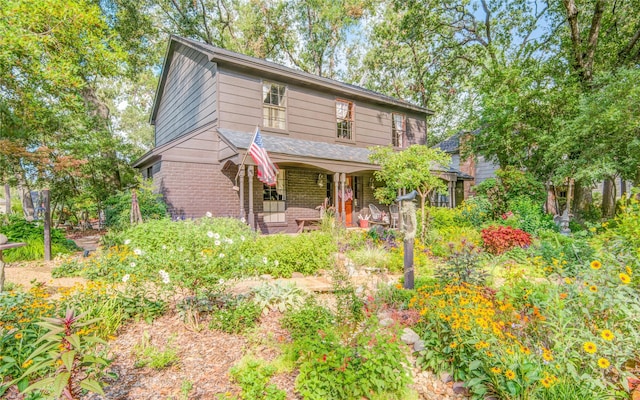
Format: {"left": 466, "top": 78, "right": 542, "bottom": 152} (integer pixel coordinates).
{"left": 436, "top": 132, "right": 500, "bottom": 202}
{"left": 134, "top": 36, "right": 468, "bottom": 233}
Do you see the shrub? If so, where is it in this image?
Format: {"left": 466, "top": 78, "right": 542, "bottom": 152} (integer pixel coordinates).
{"left": 474, "top": 167, "right": 546, "bottom": 217}
{"left": 258, "top": 231, "right": 337, "bottom": 277}
{"left": 0, "top": 215, "right": 78, "bottom": 261}
{"left": 281, "top": 299, "right": 334, "bottom": 341}
{"left": 133, "top": 332, "right": 179, "bottom": 370}
{"left": 230, "top": 357, "right": 286, "bottom": 400}
{"left": 252, "top": 283, "right": 307, "bottom": 315}
{"left": 103, "top": 179, "right": 168, "bottom": 230}
{"left": 209, "top": 297, "right": 261, "bottom": 334}
{"left": 459, "top": 196, "right": 493, "bottom": 228}
{"left": 427, "top": 226, "right": 482, "bottom": 257}
{"left": 435, "top": 240, "right": 487, "bottom": 285}
{"left": 481, "top": 226, "right": 531, "bottom": 254}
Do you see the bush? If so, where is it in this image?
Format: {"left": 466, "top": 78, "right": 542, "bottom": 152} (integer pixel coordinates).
{"left": 474, "top": 167, "right": 546, "bottom": 217}
{"left": 258, "top": 231, "right": 337, "bottom": 277}
{"left": 230, "top": 357, "right": 286, "bottom": 400}
{"left": 481, "top": 225, "right": 531, "bottom": 254}
{"left": 210, "top": 297, "right": 261, "bottom": 334}
{"left": 103, "top": 179, "right": 167, "bottom": 230}
{"left": 427, "top": 226, "right": 482, "bottom": 257}
{"left": 435, "top": 240, "right": 487, "bottom": 285}
{"left": 281, "top": 299, "right": 335, "bottom": 341}
{"left": 459, "top": 196, "right": 494, "bottom": 228}
{"left": 507, "top": 196, "right": 557, "bottom": 235}
{"left": 0, "top": 215, "right": 78, "bottom": 261}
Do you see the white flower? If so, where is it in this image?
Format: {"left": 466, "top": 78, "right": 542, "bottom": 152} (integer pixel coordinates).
{"left": 130, "top": 262, "right": 136, "bottom": 268}
{"left": 274, "top": 260, "right": 279, "bottom": 266}
{"left": 218, "top": 279, "right": 225, "bottom": 284}
{"left": 240, "top": 235, "right": 245, "bottom": 242}
{"left": 213, "top": 233, "right": 220, "bottom": 239}
{"left": 214, "top": 240, "right": 221, "bottom": 246}
{"left": 240, "top": 217, "right": 246, "bottom": 223}
{"left": 134, "top": 248, "right": 143, "bottom": 256}
{"left": 124, "top": 239, "right": 131, "bottom": 245}
{"left": 225, "top": 238, "right": 233, "bottom": 244}
{"left": 205, "top": 211, "right": 212, "bottom": 218}
{"left": 162, "top": 245, "right": 167, "bottom": 250}
{"left": 158, "top": 269, "right": 170, "bottom": 284}
{"left": 207, "top": 231, "right": 214, "bottom": 238}
{"left": 219, "top": 253, "right": 225, "bottom": 258}
{"left": 263, "top": 257, "right": 268, "bottom": 264}
{"left": 122, "top": 274, "right": 130, "bottom": 283}
{"left": 178, "top": 247, "right": 184, "bottom": 252}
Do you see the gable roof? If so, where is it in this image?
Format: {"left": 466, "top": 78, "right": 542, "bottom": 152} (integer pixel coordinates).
{"left": 435, "top": 133, "right": 461, "bottom": 153}
{"left": 151, "top": 36, "right": 434, "bottom": 123}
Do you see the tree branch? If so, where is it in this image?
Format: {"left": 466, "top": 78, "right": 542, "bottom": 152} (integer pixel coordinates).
{"left": 584, "top": 0, "right": 606, "bottom": 81}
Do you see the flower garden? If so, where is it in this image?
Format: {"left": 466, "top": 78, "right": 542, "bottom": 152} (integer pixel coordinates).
{"left": 1, "top": 189, "right": 639, "bottom": 399}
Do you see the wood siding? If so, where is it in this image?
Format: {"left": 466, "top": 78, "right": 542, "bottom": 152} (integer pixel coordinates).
{"left": 217, "top": 67, "right": 426, "bottom": 147}
{"left": 475, "top": 156, "right": 500, "bottom": 184}
{"left": 155, "top": 43, "right": 217, "bottom": 147}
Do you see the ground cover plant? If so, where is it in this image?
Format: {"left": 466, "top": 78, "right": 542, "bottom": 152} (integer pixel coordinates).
{"left": 0, "top": 215, "right": 78, "bottom": 261}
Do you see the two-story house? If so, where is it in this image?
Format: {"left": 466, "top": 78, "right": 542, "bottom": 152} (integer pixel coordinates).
{"left": 133, "top": 36, "right": 465, "bottom": 233}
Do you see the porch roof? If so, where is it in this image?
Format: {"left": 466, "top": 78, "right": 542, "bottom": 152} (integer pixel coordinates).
{"left": 217, "top": 128, "right": 372, "bottom": 165}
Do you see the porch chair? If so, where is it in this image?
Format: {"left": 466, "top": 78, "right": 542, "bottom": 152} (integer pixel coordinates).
{"left": 389, "top": 204, "right": 399, "bottom": 229}
{"left": 368, "top": 204, "right": 389, "bottom": 225}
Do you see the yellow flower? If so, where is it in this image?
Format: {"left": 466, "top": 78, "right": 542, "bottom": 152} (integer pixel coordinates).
{"left": 450, "top": 342, "right": 458, "bottom": 349}
{"left": 583, "top": 342, "right": 597, "bottom": 353}
{"left": 542, "top": 350, "right": 553, "bottom": 361}
{"left": 590, "top": 260, "right": 602, "bottom": 270}
{"left": 597, "top": 358, "right": 610, "bottom": 369}
{"left": 541, "top": 377, "right": 552, "bottom": 388}
{"left": 14, "top": 333, "right": 23, "bottom": 339}
{"left": 601, "top": 330, "right": 614, "bottom": 341}
{"left": 564, "top": 278, "right": 572, "bottom": 284}
{"left": 506, "top": 348, "right": 515, "bottom": 355}
{"left": 620, "top": 273, "right": 631, "bottom": 284}
{"left": 505, "top": 370, "right": 516, "bottom": 380}
{"left": 589, "top": 285, "right": 598, "bottom": 293}
{"left": 491, "top": 367, "right": 502, "bottom": 374}
{"left": 21, "top": 359, "right": 33, "bottom": 369}
{"left": 626, "top": 266, "right": 632, "bottom": 276}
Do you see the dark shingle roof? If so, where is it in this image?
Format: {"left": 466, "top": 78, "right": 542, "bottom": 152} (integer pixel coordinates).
{"left": 217, "top": 128, "right": 372, "bottom": 164}
{"left": 435, "top": 134, "right": 461, "bottom": 153}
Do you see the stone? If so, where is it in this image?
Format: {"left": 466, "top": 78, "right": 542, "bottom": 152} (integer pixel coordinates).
{"left": 400, "top": 328, "right": 420, "bottom": 345}
{"left": 413, "top": 339, "right": 426, "bottom": 352}
{"left": 379, "top": 317, "right": 395, "bottom": 327}
{"left": 452, "top": 382, "right": 469, "bottom": 396}
{"left": 440, "top": 372, "right": 453, "bottom": 383}
{"left": 291, "top": 272, "right": 304, "bottom": 278}
{"left": 0, "top": 234, "right": 7, "bottom": 245}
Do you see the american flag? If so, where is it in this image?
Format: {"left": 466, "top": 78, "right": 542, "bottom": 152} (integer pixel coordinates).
{"left": 248, "top": 128, "right": 278, "bottom": 186}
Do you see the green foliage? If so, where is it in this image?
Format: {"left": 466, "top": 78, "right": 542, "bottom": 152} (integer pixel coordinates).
{"left": 425, "top": 226, "right": 482, "bottom": 258}
{"left": 259, "top": 231, "right": 337, "bottom": 277}
{"left": 281, "top": 299, "right": 335, "bottom": 342}
{"left": 20, "top": 309, "right": 109, "bottom": 399}
{"left": 535, "top": 231, "right": 595, "bottom": 276}
{"left": 209, "top": 297, "right": 261, "bottom": 334}
{"left": 0, "top": 216, "right": 78, "bottom": 261}
{"left": 295, "top": 329, "right": 411, "bottom": 400}
{"left": 506, "top": 196, "right": 557, "bottom": 235}
{"left": 103, "top": 180, "right": 168, "bottom": 230}
{"left": 331, "top": 266, "right": 365, "bottom": 329}
{"left": 435, "top": 240, "right": 487, "bottom": 286}
{"left": 133, "top": 331, "right": 179, "bottom": 370}
{"left": 459, "top": 196, "right": 494, "bottom": 228}
{"left": 251, "top": 283, "right": 307, "bottom": 315}
{"left": 475, "top": 167, "right": 546, "bottom": 218}
{"left": 229, "top": 357, "right": 286, "bottom": 400}
{"left": 369, "top": 144, "right": 451, "bottom": 241}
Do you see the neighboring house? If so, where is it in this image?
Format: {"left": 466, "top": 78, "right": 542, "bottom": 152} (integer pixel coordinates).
{"left": 436, "top": 132, "right": 500, "bottom": 201}
{"left": 134, "top": 36, "right": 468, "bottom": 233}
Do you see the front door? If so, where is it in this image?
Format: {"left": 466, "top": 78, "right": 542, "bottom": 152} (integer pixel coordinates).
{"left": 338, "top": 176, "right": 354, "bottom": 226}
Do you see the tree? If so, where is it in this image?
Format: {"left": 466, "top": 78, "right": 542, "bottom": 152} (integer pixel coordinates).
{"left": 369, "top": 145, "right": 451, "bottom": 242}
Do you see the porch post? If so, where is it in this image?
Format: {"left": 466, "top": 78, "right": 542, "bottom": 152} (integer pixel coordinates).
{"left": 340, "top": 173, "right": 346, "bottom": 225}
{"left": 238, "top": 166, "right": 246, "bottom": 222}
{"left": 333, "top": 173, "right": 340, "bottom": 221}
{"left": 248, "top": 166, "right": 255, "bottom": 229}
{"left": 449, "top": 181, "right": 455, "bottom": 208}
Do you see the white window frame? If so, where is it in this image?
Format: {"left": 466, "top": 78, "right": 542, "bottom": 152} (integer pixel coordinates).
{"left": 262, "top": 81, "right": 287, "bottom": 130}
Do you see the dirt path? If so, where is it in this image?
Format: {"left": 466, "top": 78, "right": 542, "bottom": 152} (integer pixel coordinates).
{"left": 3, "top": 259, "right": 86, "bottom": 292}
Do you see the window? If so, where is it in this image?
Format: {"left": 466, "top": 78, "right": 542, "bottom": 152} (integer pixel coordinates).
{"left": 263, "top": 170, "right": 286, "bottom": 223}
{"left": 336, "top": 100, "right": 354, "bottom": 140}
{"left": 263, "top": 82, "right": 286, "bottom": 129}
{"left": 392, "top": 113, "right": 405, "bottom": 147}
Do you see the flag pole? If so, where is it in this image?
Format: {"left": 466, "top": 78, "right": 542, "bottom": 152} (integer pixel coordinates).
{"left": 233, "top": 126, "right": 260, "bottom": 191}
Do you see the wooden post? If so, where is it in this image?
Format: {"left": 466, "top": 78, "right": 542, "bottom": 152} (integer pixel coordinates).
{"left": 43, "top": 189, "right": 51, "bottom": 261}
{"left": 403, "top": 238, "right": 414, "bottom": 289}
{"left": 248, "top": 166, "right": 255, "bottom": 229}
{"left": 4, "top": 184, "right": 10, "bottom": 215}
{"left": 0, "top": 250, "right": 5, "bottom": 292}
{"left": 239, "top": 166, "right": 246, "bottom": 222}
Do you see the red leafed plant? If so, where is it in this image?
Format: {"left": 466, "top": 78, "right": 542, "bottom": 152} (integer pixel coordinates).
{"left": 481, "top": 225, "right": 531, "bottom": 254}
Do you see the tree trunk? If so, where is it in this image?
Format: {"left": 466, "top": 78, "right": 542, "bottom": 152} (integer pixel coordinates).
{"left": 4, "top": 184, "right": 10, "bottom": 215}
{"left": 572, "top": 181, "right": 592, "bottom": 219}
{"left": 420, "top": 194, "right": 427, "bottom": 243}
{"left": 16, "top": 173, "right": 35, "bottom": 220}
{"left": 545, "top": 185, "right": 558, "bottom": 215}
{"left": 601, "top": 177, "right": 616, "bottom": 219}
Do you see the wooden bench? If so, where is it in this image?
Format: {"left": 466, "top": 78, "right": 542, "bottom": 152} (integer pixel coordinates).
{"left": 295, "top": 218, "right": 322, "bottom": 233}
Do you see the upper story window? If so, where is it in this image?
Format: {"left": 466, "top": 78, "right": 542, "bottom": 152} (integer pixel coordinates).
{"left": 263, "top": 82, "right": 286, "bottom": 130}
{"left": 336, "top": 100, "right": 354, "bottom": 140}
{"left": 392, "top": 113, "right": 405, "bottom": 147}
